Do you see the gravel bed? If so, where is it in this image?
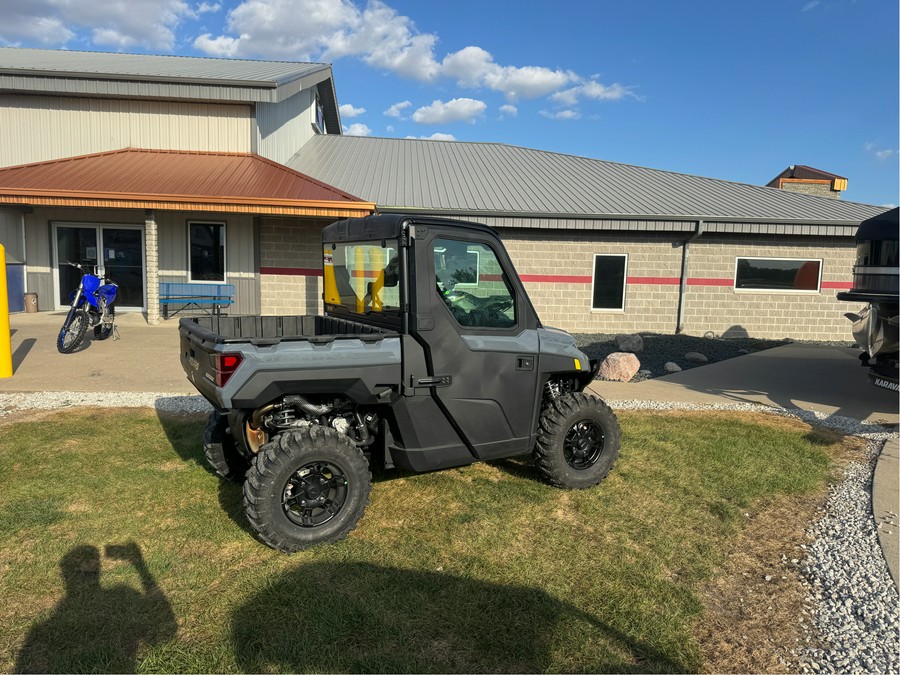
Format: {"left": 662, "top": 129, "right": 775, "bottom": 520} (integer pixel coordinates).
{"left": 0, "top": 391, "right": 212, "bottom": 417}
{"left": 1, "top": 392, "right": 896, "bottom": 672}
{"left": 574, "top": 333, "right": 855, "bottom": 381}
{"left": 795, "top": 450, "right": 899, "bottom": 674}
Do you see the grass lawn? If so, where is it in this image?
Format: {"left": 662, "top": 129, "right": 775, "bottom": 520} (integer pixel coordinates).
{"left": 0, "top": 408, "right": 852, "bottom": 673}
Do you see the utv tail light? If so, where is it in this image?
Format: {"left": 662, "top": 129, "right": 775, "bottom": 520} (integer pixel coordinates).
{"left": 213, "top": 352, "right": 243, "bottom": 387}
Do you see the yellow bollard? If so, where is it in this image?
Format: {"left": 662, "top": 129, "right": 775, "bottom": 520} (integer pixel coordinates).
{"left": 370, "top": 247, "right": 384, "bottom": 312}
{"left": 0, "top": 244, "right": 12, "bottom": 378}
{"left": 322, "top": 248, "right": 341, "bottom": 305}
{"left": 355, "top": 246, "right": 365, "bottom": 313}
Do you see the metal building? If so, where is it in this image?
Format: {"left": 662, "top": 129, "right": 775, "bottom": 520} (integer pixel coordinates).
{"left": 0, "top": 47, "right": 889, "bottom": 338}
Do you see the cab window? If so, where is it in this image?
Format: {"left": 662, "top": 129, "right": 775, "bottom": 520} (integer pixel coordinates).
{"left": 324, "top": 241, "right": 400, "bottom": 315}
{"left": 434, "top": 238, "right": 516, "bottom": 328}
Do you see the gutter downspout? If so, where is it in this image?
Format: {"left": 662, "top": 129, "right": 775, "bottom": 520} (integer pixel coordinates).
{"left": 676, "top": 220, "right": 704, "bottom": 334}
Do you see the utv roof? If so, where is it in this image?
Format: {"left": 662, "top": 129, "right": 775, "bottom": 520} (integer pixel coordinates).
{"left": 322, "top": 213, "right": 498, "bottom": 244}
{"left": 855, "top": 207, "right": 899, "bottom": 242}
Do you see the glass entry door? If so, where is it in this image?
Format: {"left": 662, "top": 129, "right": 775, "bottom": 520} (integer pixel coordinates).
{"left": 55, "top": 224, "right": 145, "bottom": 310}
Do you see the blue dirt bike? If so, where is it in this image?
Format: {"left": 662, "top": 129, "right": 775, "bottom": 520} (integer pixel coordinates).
{"left": 57, "top": 262, "right": 118, "bottom": 354}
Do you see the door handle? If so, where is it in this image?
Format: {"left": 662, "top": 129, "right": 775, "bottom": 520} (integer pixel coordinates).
{"left": 516, "top": 356, "right": 535, "bottom": 371}
{"left": 415, "top": 375, "right": 452, "bottom": 387}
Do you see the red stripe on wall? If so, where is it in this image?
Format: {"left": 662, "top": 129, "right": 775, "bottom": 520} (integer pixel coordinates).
{"left": 627, "top": 276, "right": 682, "bottom": 285}
{"left": 258, "top": 267, "right": 851, "bottom": 292}
{"left": 519, "top": 274, "right": 593, "bottom": 284}
{"left": 687, "top": 278, "right": 734, "bottom": 287}
{"left": 260, "top": 267, "right": 322, "bottom": 277}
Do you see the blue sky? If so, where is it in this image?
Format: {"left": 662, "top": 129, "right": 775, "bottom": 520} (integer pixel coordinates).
{"left": 3, "top": 0, "right": 898, "bottom": 206}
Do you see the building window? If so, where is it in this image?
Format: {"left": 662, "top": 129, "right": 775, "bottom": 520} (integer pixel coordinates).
{"left": 189, "top": 221, "right": 225, "bottom": 282}
{"left": 315, "top": 92, "right": 325, "bottom": 133}
{"left": 592, "top": 254, "right": 627, "bottom": 310}
{"left": 734, "top": 257, "right": 821, "bottom": 292}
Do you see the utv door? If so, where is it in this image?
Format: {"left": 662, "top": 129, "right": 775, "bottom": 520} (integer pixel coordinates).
{"left": 413, "top": 228, "right": 541, "bottom": 460}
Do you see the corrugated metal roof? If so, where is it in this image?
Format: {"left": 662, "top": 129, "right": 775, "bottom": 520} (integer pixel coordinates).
{"left": 0, "top": 47, "right": 338, "bottom": 114}
{"left": 0, "top": 47, "right": 324, "bottom": 87}
{"left": 289, "top": 136, "right": 886, "bottom": 225}
{"left": 0, "top": 149, "right": 372, "bottom": 215}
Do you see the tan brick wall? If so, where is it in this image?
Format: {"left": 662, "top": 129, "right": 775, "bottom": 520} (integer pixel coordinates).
{"left": 498, "top": 230, "right": 855, "bottom": 340}
{"left": 682, "top": 235, "right": 855, "bottom": 340}
{"left": 779, "top": 182, "right": 840, "bottom": 200}
{"left": 259, "top": 216, "right": 330, "bottom": 315}
{"left": 501, "top": 231, "right": 683, "bottom": 333}
{"left": 260, "top": 274, "right": 321, "bottom": 315}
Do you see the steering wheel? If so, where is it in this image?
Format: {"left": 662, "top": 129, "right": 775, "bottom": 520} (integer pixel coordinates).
{"left": 446, "top": 289, "right": 513, "bottom": 312}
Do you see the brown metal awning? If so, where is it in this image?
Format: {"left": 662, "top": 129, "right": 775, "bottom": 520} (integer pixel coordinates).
{"left": 0, "top": 148, "right": 375, "bottom": 217}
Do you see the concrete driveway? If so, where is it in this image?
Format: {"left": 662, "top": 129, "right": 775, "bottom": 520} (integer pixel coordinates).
{"left": 589, "top": 342, "right": 898, "bottom": 426}
{"left": 1, "top": 311, "right": 195, "bottom": 394}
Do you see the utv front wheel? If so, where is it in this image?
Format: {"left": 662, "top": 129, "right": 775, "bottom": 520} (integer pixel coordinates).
{"left": 203, "top": 410, "right": 250, "bottom": 482}
{"left": 243, "top": 426, "right": 371, "bottom": 553}
{"left": 534, "top": 392, "right": 620, "bottom": 489}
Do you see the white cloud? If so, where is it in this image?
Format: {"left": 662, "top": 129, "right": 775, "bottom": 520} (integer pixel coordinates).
{"left": 440, "top": 46, "right": 493, "bottom": 87}
{"left": 405, "top": 133, "right": 456, "bottom": 141}
{"left": 0, "top": 13, "right": 74, "bottom": 46}
{"left": 343, "top": 123, "right": 372, "bottom": 136}
{"left": 865, "top": 142, "right": 899, "bottom": 161}
{"left": 1, "top": 0, "right": 193, "bottom": 50}
{"left": 324, "top": 0, "right": 440, "bottom": 81}
{"left": 441, "top": 45, "right": 576, "bottom": 100}
{"left": 540, "top": 109, "right": 581, "bottom": 121}
{"left": 195, "top": 2, "right": 221, "bottom": 13}
{"left": 384, "top": 100, "right": 412, "bottom": 118}
{"left": 499, "top": 104, "right": 518, "bottom": 117}
{"left": 802, "top": 0, "right": 821, "bottom": 11}
{"left": 339, "top": 103, "right": 367, "bottom": 118}
{"left": 551, "top": 80, "right": 636, "bottom": 106}
{"left": 193, "top": 0, "right": 358, "bottom": 59}
{"left": 190, "top": 1, "right": 593, "bottom": 98}
{"left": 194, "top": 0, "right": 439, "bottom": 79}
{"left": 411, "top": 98, "right": 486, "bottom": 124}
{"left": 193, "top": 33, "right": 240, "bottom": 56}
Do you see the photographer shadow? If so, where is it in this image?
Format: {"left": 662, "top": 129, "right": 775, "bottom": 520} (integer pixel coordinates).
{"left": 231, "top": 561, "right": 684, "bottom": 673}
{"left": 14, "top": 543, "right": 176, "bottom": 674}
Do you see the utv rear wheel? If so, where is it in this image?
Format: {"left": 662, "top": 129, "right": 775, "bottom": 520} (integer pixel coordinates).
{"left": 203, "top": 410, "right": 250, "bottom": 482}
{"left": 243, "top": 426, "right": 371, "bottom": 553}
{"left": 534, "top": 392, "right": 620, "bottom": 489}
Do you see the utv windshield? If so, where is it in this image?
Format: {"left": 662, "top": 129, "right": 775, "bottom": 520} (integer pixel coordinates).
{"left": 324, "top": 241, "right": 401, "bottom": 316}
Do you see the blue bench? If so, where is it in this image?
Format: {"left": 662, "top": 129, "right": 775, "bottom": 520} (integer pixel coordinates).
{"left": 159, "top": 282, "right": 235, "bottom": 319}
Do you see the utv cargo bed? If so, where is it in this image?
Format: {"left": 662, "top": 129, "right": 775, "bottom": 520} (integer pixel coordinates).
{"left": 181, "top": 315, "right": 397, "bottom": 346}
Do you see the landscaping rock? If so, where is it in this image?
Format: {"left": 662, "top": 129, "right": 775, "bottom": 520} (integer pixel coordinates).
{"left": 598, "top": 352, "right": 640, "bottom": 382}
{"left": 615, "top": 333, "right": 644, "bottom": 353}
{"left": 664, "top": 362, "right": 682, "bottom": 373}
{"left": 685, "top": 351, "right": 709, "bottom": 363}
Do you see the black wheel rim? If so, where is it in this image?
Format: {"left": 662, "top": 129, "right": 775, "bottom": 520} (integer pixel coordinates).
{"left": 282, "top": 462, "right": 349, "bottom": 528}
{"left": 563, "top": 419, "right": 605, "bottom": 470}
